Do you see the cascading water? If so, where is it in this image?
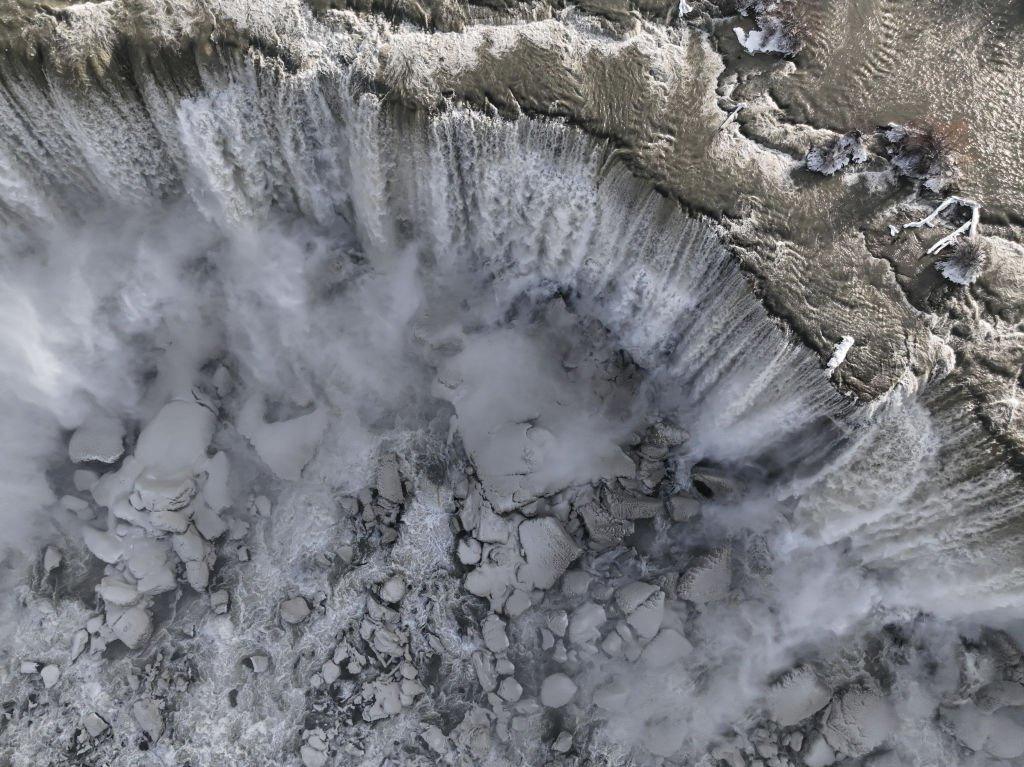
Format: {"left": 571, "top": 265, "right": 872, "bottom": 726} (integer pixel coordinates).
{"left": 1, "top": 3, "right": 1023, "bottom": 766}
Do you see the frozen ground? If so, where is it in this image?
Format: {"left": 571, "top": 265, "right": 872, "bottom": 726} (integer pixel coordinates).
{"left": 1, "top": 2, "right": 1023, "bottom": 766}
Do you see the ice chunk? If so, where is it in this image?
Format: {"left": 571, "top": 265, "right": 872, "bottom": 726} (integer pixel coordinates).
{"left": 498, "top": 677, "right": 523, "bottom": 702}
{"left": 457, "top": 538, "right": 482, "bottom": 565}
{"left": 984, "top": 711, "right": 1024, "bottom": 760}
{"left": 300, "top": 745, "right": 327, "bottom": 767}
{"left": 132, "top": 699, "right": 163, "bottom": 741}
{"left": 568, "top": 602, "right": 606, "bottom": 646}
{"left": 131, "top": 474, "right": 196, "bottom": 512}
{"left": 40, "top": 664, "right": 59, "bottom": 688}
{"left": 641, "top": 628, "right": 693, "bottom": 667}
{"left": 540, "top": 673, "right": 577, "bottom": 708}
{"left": 69, "top": 414, "right": 125, "bottom": 464}
{"left": 803, "top": 734, "right": 835, "bottom": 767}
{"left": 201, "top": 451, "right": 231, "bottom": 511}
{"left": 552, "top": 731, "right": 573, "bottom": 753}
{"left": 379, "top": 576, "right": 407, "bottom": 604}
{"left": 482, "top": 615, "right": 510, "bottom": 653}
{"left": 83, "top": 712, "right": 109, "bottom": 738}
{"left": 210, "top": 589, "right": 230, "bottom": 614}
{"left": 43, "top": 546, "right": 62, "bottom": 573}
{"left": 108, "top": 606, "right": 151, "bottom": 649}
{"left": 376, "top": 452, "right": 404, "bottom": 505}
{"left": 238, "top": 397, "right": 326, "bottom": 481}
{"left": 766, "top": 666, "right": 832, "bottom": 726}
{"left": 822, "top": 687, "right": 893, "bottom": 757}
{"left": 516, "top": 517, "right": 582, "bottom": 590}
{"left": 135, "top": 401, "right": 214, "bottom": 477}
{"left": 281, "top": 596, "right": 311, "bottom": 624}
{"left": 81, "top": 527, "right": 124, "bottom": 564}
{"left": 364, "top": 681, "right": 403, "bottom": 721}
{"left": 976, "top": 680, "right": 1024, "bottom": 712}
{"left": 677, "top": 548, "right": 731, "bottom": 605}
{"left": 97, "top": 577, "right": 141, "bottom": 606}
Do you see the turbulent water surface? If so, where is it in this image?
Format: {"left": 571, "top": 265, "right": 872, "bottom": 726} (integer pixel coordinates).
{"left": 1, "top": 2, "right": 1024, "bottom": 766}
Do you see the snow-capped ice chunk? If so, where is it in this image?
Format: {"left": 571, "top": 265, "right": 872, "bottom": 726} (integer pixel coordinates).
{"left": 68, "top": 413, "right": 125, "bottom": 464}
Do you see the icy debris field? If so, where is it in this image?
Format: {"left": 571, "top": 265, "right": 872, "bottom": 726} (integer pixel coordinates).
{"left": 0, "top": 21, "right": 1023, "bottom": 764}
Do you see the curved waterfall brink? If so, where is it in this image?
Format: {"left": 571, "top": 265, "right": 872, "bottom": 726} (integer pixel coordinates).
{"left": 1, "top": 8, "right": 1023, "bottom": 767}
